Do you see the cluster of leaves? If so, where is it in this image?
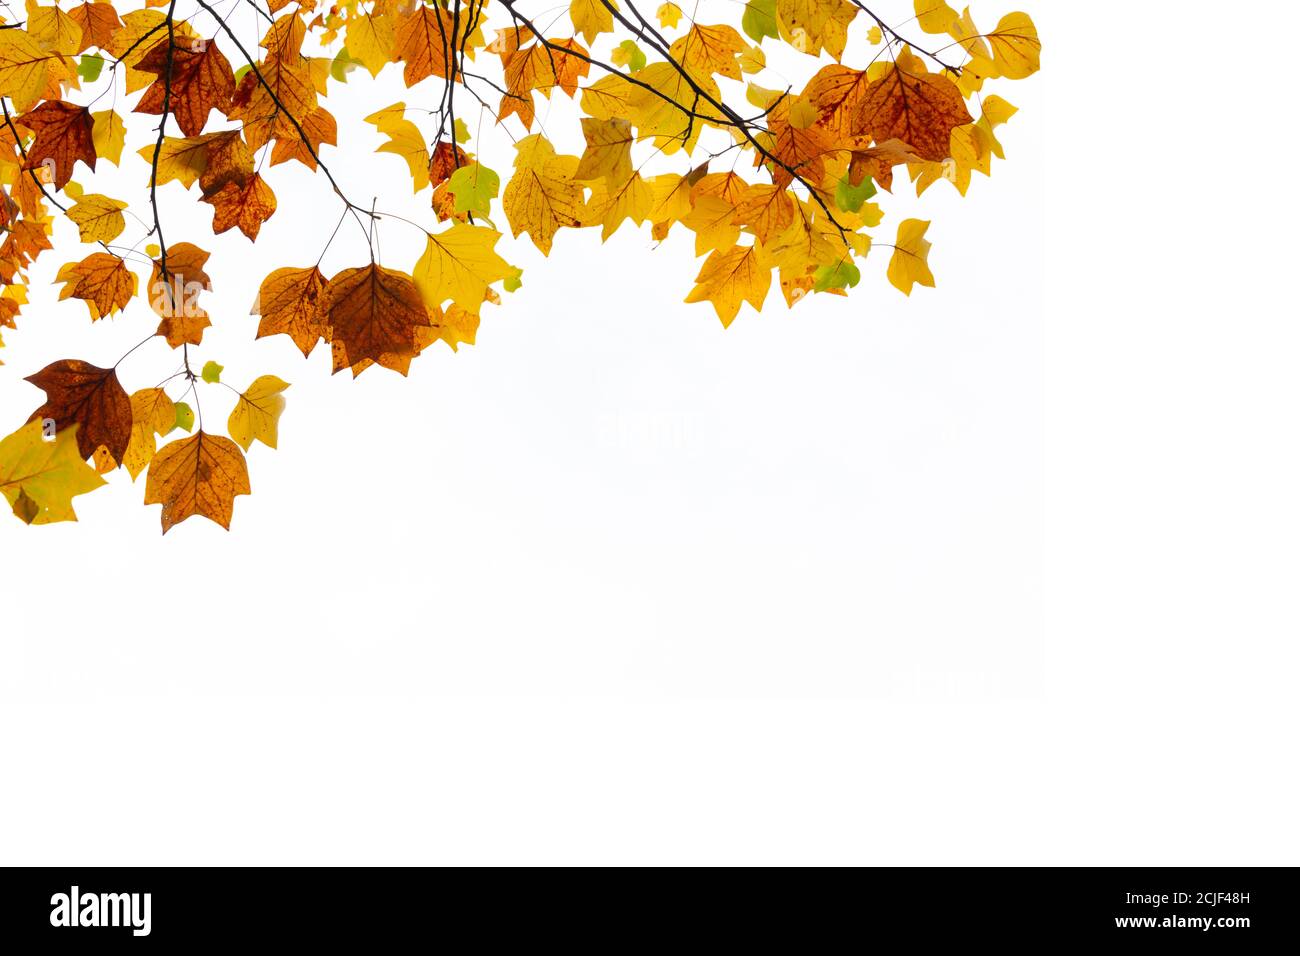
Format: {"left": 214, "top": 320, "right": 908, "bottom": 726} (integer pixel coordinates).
{"left": 0, "top": 0, "right": 1040, "bottom": 532}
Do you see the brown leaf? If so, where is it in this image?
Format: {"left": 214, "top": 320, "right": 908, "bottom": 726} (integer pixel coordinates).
{"left": 252, "top": 265, "right": 328, "bottom": 357}
{"left": 144, "top": 430, "right": 250, "bottom": 532}
{"left": 134, "top": 37, "right": 236, "bottom": 137}
{"left": 202, "top": 172, "right": 276, "bottom": 240}
{"left": 429, "top": 140, "right": 469, "bottom": 188}
{"left": 18, "top": 100, "right": 96, "bottom": 189}
{"left": 25, "top": 359, "right": 132, "bottom": 463}
{"left": 854, "top": 65, "right": 972, "bottom": 162}
{"left": 324, "top": 264, "right": 431, "bottom": 375}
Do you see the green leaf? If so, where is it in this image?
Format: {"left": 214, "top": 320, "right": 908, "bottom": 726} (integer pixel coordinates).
{"left": 447, "top": 163, "right": 499, "bottom": 219}
{"left": 454, "top": 118, "right": 471, "bottom": 144}
{"left": 330, "top": 48, "right": 359, "bottom": 83}
{"left": 77, "top": 54, "right": 104, "bottom": 83}
{"left": 173, "top": 402, "right": 194, "bottom": 433}
{"left": 504, "top": 267, "right": 523, "bottom": 292}
{"left": 835, "top": 174, "right": 877, "bottom": 213}
{"left": 742, "top": 0, "right": 778, "bottom": 44}
{"left": 201, "top": 361, "right": 223, "bottom": 384}
{"left": 813, "top": 260, "right": 861, "bottom": 293}
{"left": 613, "top": 39, "right": 647, "bottom": 72}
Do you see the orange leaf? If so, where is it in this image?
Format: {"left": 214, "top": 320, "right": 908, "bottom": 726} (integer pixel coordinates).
{"left": 144, "top": 431, "right": 250, "bottom": 532}
{"left": 18, "top": 101, "right": 96, "bottom": 190}
{"left": 134, "top": 37, "right": 236, "bottom": 137}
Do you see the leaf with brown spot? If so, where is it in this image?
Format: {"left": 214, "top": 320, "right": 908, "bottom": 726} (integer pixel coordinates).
{"left": 18, "top": 100, "right": 96, "bottom": 189}
{"left": 853, "top": 65, "right": 972, "bottom": 162}
{"left": 325, "top": 264, "right": 432, "bottom": 376}
{"left": 25, "top": 359, "right": 131, "bottom": 463}
{"left": 144, "top": 430, "right": 250, "bottom": 532}
{"left": 55, "top": 252, "right": 137, "bottom": 320}
{"left": 201, "top": 172, "right": 276, "bottom": 240}
{"left": 134, "top": 37, "right": 236, "bottom": 137}
{"left": 252, "top": 265, "right": 328, "bottom": 357}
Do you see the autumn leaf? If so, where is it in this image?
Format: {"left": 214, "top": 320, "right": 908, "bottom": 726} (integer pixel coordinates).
{"left": 122, "top": 387, "right": 176, "bottom": 480}
{"left": 18, "top": 100, "right": 97, "bottom": 189}
{"left": 684, "top": 243, "right": 772, "bottom": 327}
{"left": 68, "top": 2, "right": 124, "bottom": 55}
{"left": 144, "top": 430, "right": 250, "bottom": 532}
{"left": 414, "top": 223, "right": 515, "bottom": 313}
{"left": 854, "top": 64, "right": 972, "bottom": 162}
{"left": 66, "top": 193, "right": 128, "bottom": 243}
{"left": 252, "top": 265, "right": 328, "bottom": 357}
{"left": 227, "top": 375, "right": 289, "bottom": 451}
{"left": 134, "top": 36, "right": 236, "bottom": 137}
{"left": 55, "top": 252, "right": 136, "bottom": 320}
{"left": 25, "top": 358, "right": 132, "bottom": 463}
{"left": 887, "top": 218, "right": 935, "bottom": 295}
{"left": 0, "top": 420, "right": 105, "bottom": 524}
{"left": 325, "top": 264, "right": 431, "bottom": 375}
{"left": 201, "top": 172, "right": 276, "bottom": 240}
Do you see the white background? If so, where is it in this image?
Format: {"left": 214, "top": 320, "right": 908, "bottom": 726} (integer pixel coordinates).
{"left": 1, "top": 1, "right": 1296, "bottom": 865}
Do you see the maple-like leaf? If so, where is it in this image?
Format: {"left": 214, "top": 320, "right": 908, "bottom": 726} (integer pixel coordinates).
{"left": 68, "top": 2, "right": 124, "bottom": 54}
{"left": 504, "top": 135, "right": 584, "bottom": 255}
{"left": 684, "top": 244, "right": 772, "bottom": 327}
{"left": 854, "top": 65, "right": 972, "bottom": 162}
{"left": 134, "top": 36, "right": 236, "bottom": 137}
{"left": 202, "top": 173, "right": 276, "bottom": 240}
{"left": 253, "top": 265, "right": 328, "bottom": 357}
{"left": 144, "top": 430, "right": 250, "bottom": 532}
{"left": 55, "top": 252, "right": 137, "bottom": 320}
{"left": 325, "top": 264, "right": 431, "bottom": 376}
{"left": 228, "top": 375, "right": 289, "bottom": 451}
{"left": 414, "top": 223, "right": 515, "bottom": 313}
{"left": 122, "top": 387, "right": 176, "bottom": 480}
{"left": 66, "top": 193, "right": 128, "bottom": 244}
{"left": 0, "top": 420, "right": 105, "bottom": 524}
{"left": 0, "top": 27, "right": 53, "bottom": 111}
{"left": 25, "top": 358, "right": 132, "bottom": 463}
{"left": 18, "top": 100, "right": 97, "bottom": 189}
{"left": 887, "top": 218, "right": 935, "bottom": 295}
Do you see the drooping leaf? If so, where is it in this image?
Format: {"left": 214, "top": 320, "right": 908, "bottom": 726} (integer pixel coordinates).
{"left": 25, "top": 359, "right": 132, "bottom": 463}
{"left": 0, "top": 421, "right": 105, "bottom": 524}
{"left": 144, "top": 430, "right": 250, "bottom": 532}
{"left": 227, "top": 375, "right": 289, "bottom": 451}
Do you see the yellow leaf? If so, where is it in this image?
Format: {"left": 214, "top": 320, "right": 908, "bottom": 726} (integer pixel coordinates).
{"left": 657, "top": 3, "right": 682, "bottom": 29}
{"left": 775, "top": 0, "right": 857, "bottom": 60}
{"left": 583, "top": 171, "right": 654, "bottom": 240}
{"left": 0, "top": 28, "right": 52, "bottom": 111}
{"left": 345, "top": 13, "right": 394, "bottom": 78}
{"left": 66, "top": 193, "right": 128, "bottom": 243}
{"left": 365, "top": 102, "right": 431, "bottom": 192}
{"left": 91, "top": 109, "right": 125, "bottom": 165}
{"left": 228, "top": 375, "right": 289, "bottom": 451}
{"left": 571, "top": 0, "right": 617, "bottom": 44}
{"left": 504, "top": 136, "right": 584, "bottom": 255}
{"left": 0, "top": 420, "right": 105, "bottom": 524}
{"left": 887, "top": 218, "right": 934, "bottom": 295}
{"left": 413, "top": 223, "right": 515, "bottom": 313}
{"left": 684, "top": 243, "right": 771, "bottom": 327}
{"left": 122, "top": 387, "right": 175, "bottom": 480}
